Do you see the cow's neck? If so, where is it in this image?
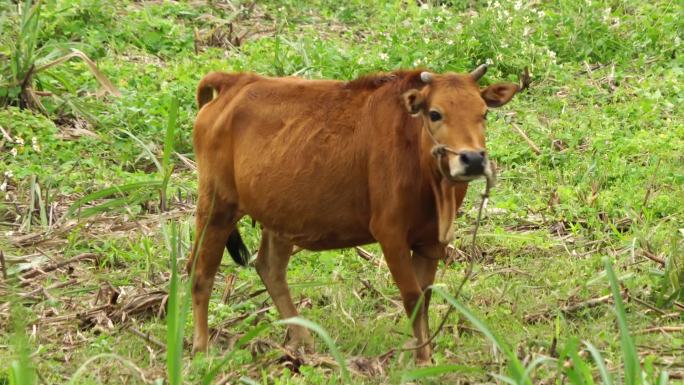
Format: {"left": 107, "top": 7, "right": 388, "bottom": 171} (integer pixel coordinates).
{"left": 419, "top": 127, "right": 459, "bottom": 244}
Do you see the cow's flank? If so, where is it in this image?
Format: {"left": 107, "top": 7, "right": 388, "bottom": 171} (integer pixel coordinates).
{"left": 187, "top": 66, "right": 518, "bottom": 363}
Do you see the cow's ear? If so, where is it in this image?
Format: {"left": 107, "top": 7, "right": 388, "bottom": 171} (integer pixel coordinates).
{"left": 481, "top": 83, "right": 518, "bottom": 108}
{"left": 403, "top": 89, "right": 426, "bottom": 115}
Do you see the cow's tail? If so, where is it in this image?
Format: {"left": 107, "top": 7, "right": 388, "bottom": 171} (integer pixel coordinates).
{"left": 226, "top": 228, "right": 250, "bottom": 266}
{"left": 196, "top": 71, "right": 242, "bottom": 109}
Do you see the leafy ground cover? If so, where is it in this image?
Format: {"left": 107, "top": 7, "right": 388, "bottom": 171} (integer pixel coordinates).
{"left": 1, "top": 0, "right": 682, "bottom": 383}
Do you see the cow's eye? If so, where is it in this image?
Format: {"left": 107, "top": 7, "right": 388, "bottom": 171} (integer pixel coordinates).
{"left": 429, "top": 110, "right": 442, "bottom": 122}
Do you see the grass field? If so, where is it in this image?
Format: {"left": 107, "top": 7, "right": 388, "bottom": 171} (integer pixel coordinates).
{"left": 1, "top": 0, "right": 683, "bottom": 384}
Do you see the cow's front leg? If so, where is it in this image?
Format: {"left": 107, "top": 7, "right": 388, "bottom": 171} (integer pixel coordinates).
{"left": 410, "top": 243, "right": 445, "bottom": 361}
{"left": 378, "top": 240, "right": 432, "bottom": 364}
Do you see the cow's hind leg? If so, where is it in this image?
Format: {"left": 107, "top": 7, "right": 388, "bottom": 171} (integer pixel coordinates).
{"left": 411, "top": 243, "right": 444, "bottom": 362}
{"left": 187, "top": 187, "right": 238, "bottom": 354}
{"left": 255, "top": 229, "right": 314, "bottom": 352}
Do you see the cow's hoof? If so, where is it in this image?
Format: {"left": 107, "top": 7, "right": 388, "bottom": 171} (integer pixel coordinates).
{"left": 192, "top": 338, "right": 209, "bottom": 356}
{"left": 411, "top": 341, "right": 432, "bottom": 365}
{"left": 414, "top": 355, "right": 433, "bottom": 366}
{"left": 284, "top": 332, "right": 315, "bottom": 354}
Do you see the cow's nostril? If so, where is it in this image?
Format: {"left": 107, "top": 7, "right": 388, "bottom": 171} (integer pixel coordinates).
{"left": 459, "top": 153, "right": 470, "bottom": 165}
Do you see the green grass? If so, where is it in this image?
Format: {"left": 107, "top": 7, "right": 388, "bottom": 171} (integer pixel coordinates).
{"left": 1, "top": 0, "right": 683, "bottom": 383}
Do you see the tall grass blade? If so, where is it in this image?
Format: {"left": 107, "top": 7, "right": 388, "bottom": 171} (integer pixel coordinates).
{"left": 34, "top": 181, "right": 47, "bottom": 227}
{"left": 161, "top": 96, "right": 178, "bottom": 211}
{"left": 33, "top": 49, "right": 121, "bottom": 96}
{"left": 67, "top": 353, "right": 146, "bottom": 384}
{"left": 522, "top": 356, "right": 555, "bottom": 381}
{"left": 401, "top": 364, "right": 482, "bottom": 383}
{"left": 9, "top": 303, "right": 36, "bottom": 385}
{"left": 119, "top": 128, "right": 163, "bottom": 173}
{"left": 489, "top": 373, "right": 521, "bottom": 385}
{"left": 431, "top": 286, "right": 529, "bottom": 384}
{"left": 162, "top": 96, "right": 178, "bottom": 177}
{"left": 201, "top": 323, "right": 270, "bottom": 385}
{"left": 166, "top": 222, "right": 182, "bottom": 385}
{"left": 603, "top": 257, "right": 642, "bottom": 385}
{"left": 567, "top": 339, "right": 596, "bottom": 385}
{"left": 276, "top": 317, "right": 350, "bottom": 383}
{"left": 584, "top": 341, "right": 614, "bottom": 385}
{"left": 14, "top": 0, "right": 41, "bottom": 81}
{"left": 657, "top": 371, "right": 669, "bottom": 385}
{"left": 67, "top": 180, "right": 163, "bottom": 217}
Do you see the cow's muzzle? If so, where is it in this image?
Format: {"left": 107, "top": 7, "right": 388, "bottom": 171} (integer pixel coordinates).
{"left": 459, "top": 151, "right": 486, "bottom": 176}
{"left": 431, "top": 145, "right": 492, "bottom": 183}
{"left": 444, "top": 149, "right": 490, "bottom": 182}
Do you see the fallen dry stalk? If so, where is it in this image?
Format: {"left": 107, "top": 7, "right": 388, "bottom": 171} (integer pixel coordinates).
{"left": 561, "top": 294, "right": 613, "bottom": 313}
{"left": 20, "top": 253, "right": 97, "bottom": 282}
{"left": 635, "top": 326, "right": 684, "bottom": 335}
{"left": 20, "top": 278, "right": 78, "bottom": 299}
{"left": 510, "top": 122, "right": 541, "bottom": 155}
{"left": 0, "top": 251, "right": 6, "bottom": 280}
{"left": 642, "top": 249, "right": 666, "bottom": 267}
{"left": 126, "top": 327, "right": 166, "bottom": 351}
{"left": 525, "top": 289, "right": 628, "bottom": 323}
{"left": 34, "top": 49, "right": 121, "bottom": 97}
{"left": 355, "top": 246, "right": 374, "bottom": 262}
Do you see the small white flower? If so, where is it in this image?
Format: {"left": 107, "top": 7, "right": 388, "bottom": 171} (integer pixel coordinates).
{"left": 435, "top": 16, "right": 443, "bottom": 23}
{"left": 493, "top": 1, "right": 500, "bottom": 9}
{"left": 379, "top": 52, "right": 389, "bottom": 61}
{"left": 4, "top": 170, "right": 13, "bottom": 178}
{"left": 10, "top": 147, "right": 17, "bottom": 157}
{"left": 675, "top": 36, "right": 681, "bottom": 47}
{"left": 501, "top": 42, "right": 509, "bottom": 48}
{"left": 485, "top": 58, "right": 494, "bottom": 65}
{"left": 446, "top": 39, "right": 454, "bottom": 46}
{"left": 15, "top": 136, "right": 24, "bottom": 146}
{"left": 413, "top": 58, "right": 423, "bottom": 67}
{"left": 357, "top": 57, "right": 365, "bottom": 65}
{"left": 523, "top": 26, "right": 531, "bottom": 36}
{"left": 586, "top": 0, "right": 592, "bottom": 5}
{"left": 602, "top": 7, "right": 611, "bottom": 22}
{"left": 31, "top": 136, "right": 40, "bottom": 152}
{"left": 420, "top": 3, "right": 429, "bottom": 10}
{"left": 455, "top": 23, "right": 463, "bottom": 32}
{"left": 0, "top": 180, "right": 6, "bottom": 192}
{"left": 514, "top": 1, "right": 523, "bottom": 10}
{"left": 548, "top": 50, "right": 557, "bottom": 63}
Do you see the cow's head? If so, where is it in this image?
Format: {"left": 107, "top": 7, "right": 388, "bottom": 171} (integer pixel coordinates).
{"left": 403, "top": 65, "right": 517, "bottom": 182}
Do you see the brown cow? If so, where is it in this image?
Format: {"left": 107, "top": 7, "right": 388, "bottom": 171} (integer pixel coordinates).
{"left": 187, "top": 65, "right": 517, "bottom": 363}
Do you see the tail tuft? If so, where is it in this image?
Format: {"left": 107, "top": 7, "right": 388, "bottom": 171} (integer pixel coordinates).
{"left": 226, "top": 229, "right": 250, "bottom": 266}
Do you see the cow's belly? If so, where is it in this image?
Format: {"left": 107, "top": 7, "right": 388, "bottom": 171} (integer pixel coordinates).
{"left": 233, "top": 142, "right": 374, "bottom": 250}
{"left": 236, "top": 176, "right": 375, "bottom": 249}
